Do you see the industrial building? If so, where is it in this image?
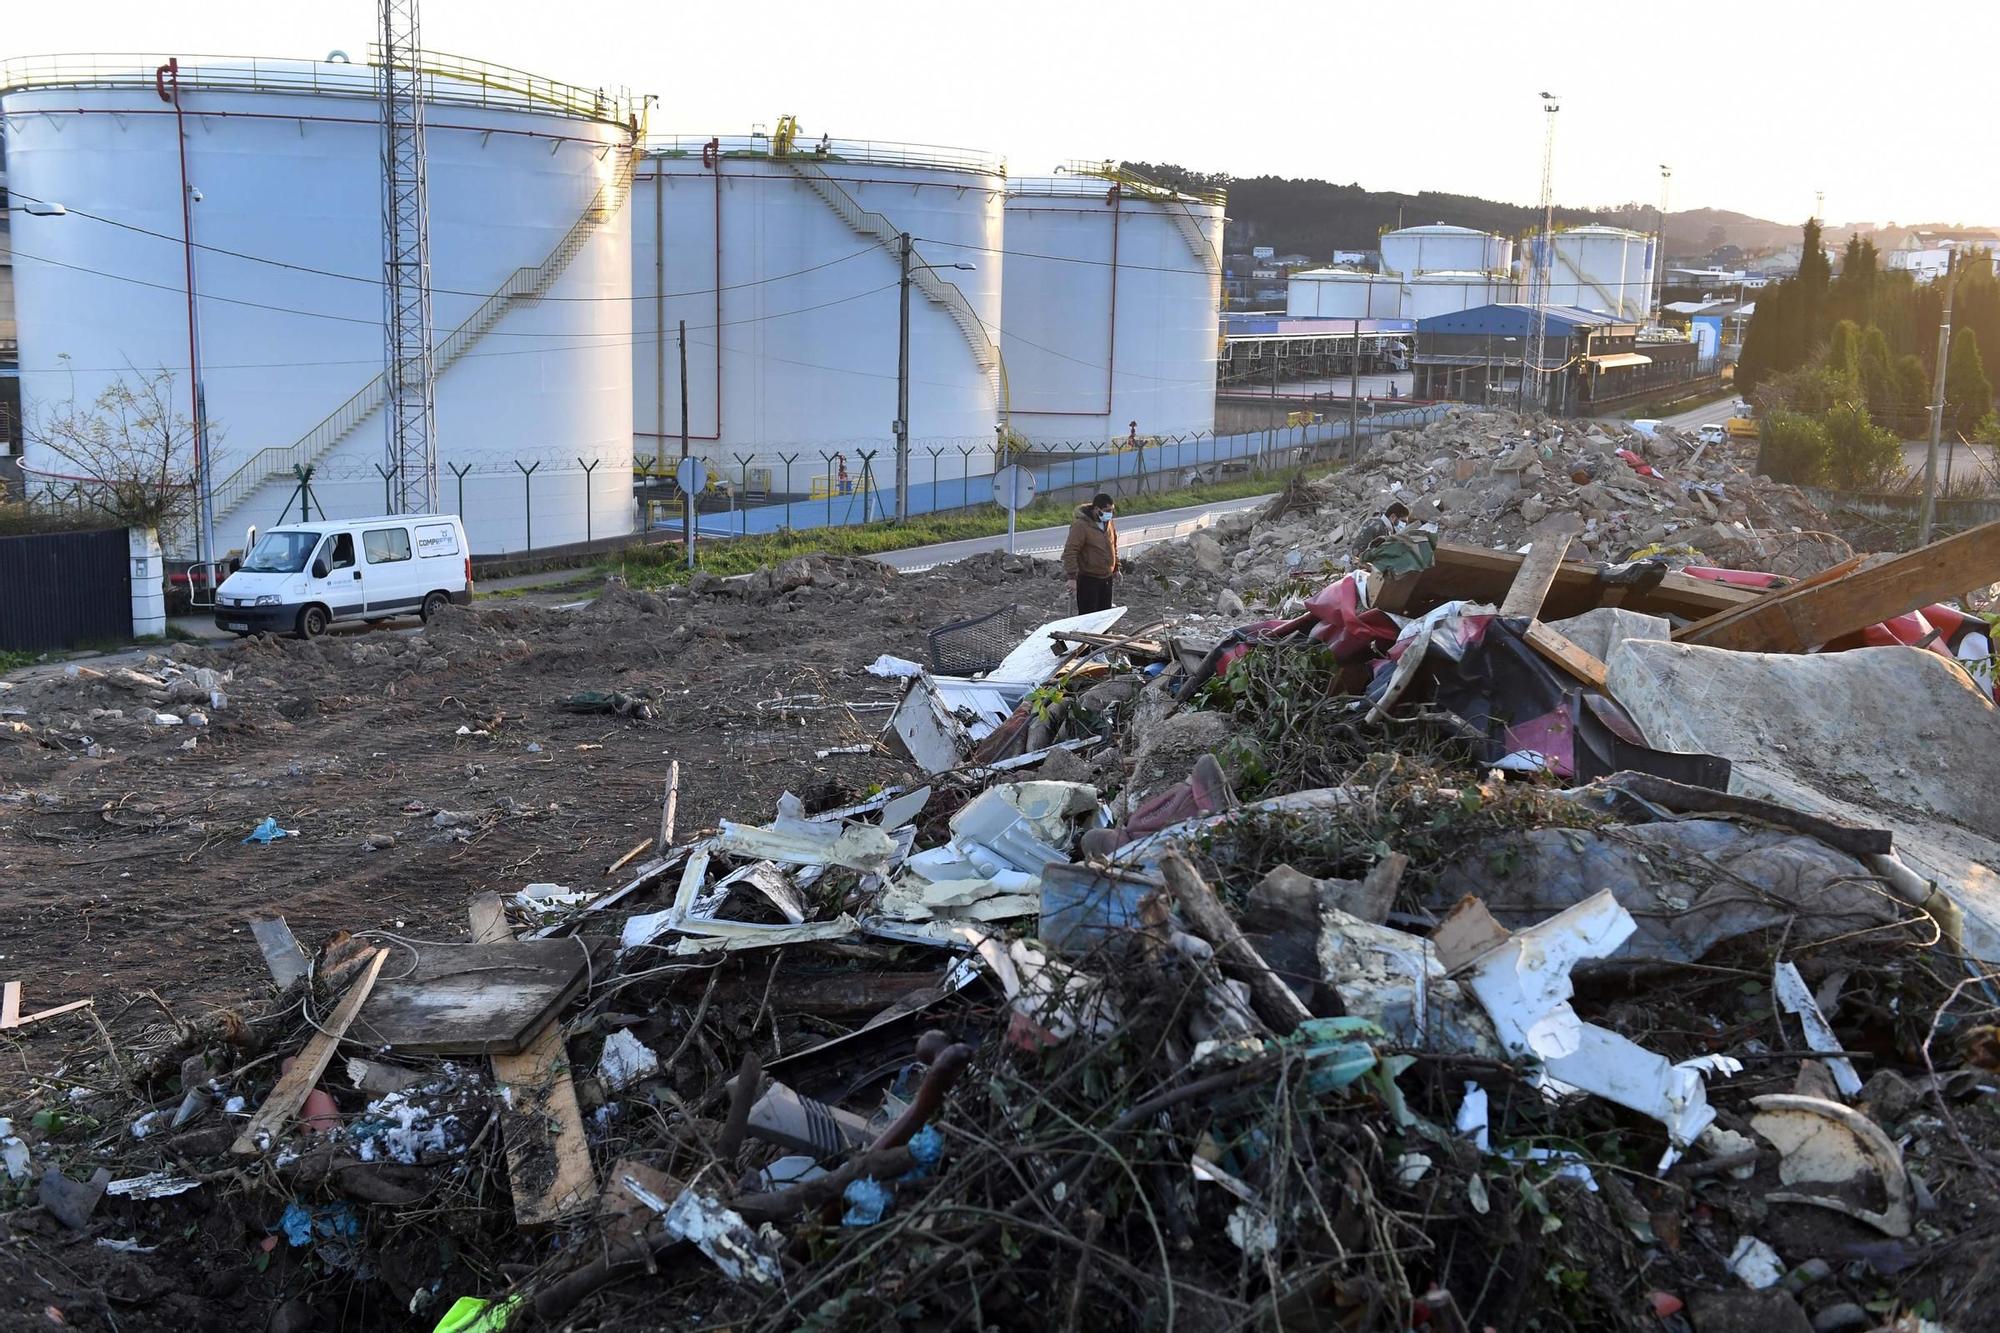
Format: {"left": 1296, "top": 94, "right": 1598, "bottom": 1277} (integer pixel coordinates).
{"left": 2, "top": 52, "right": 638, "bottom": 555}
{"left": 1002, "top": 167, "right": 1224, "bottom": 444}
{"left": 1288, "top": 224, "right": 1519, "bottom": 324}
{"left": 1531, "top": 224, "right": 1657, "bottom": 323}
{"left": 631, "top": 126, "right": 1005, "bottom": 492}
{"left": 0, "top": 140, "right": 17, "bottom": 460}
{"left": 3, "top": 52, "right": 1243, "bottom": 550}
{"left": 1412, "top": 304, "right": 1701, "bottom": 413}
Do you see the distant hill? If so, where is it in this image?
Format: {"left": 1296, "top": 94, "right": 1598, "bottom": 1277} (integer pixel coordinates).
{"left": 1125, "top": 163, "right": 1803, "bottom": 262}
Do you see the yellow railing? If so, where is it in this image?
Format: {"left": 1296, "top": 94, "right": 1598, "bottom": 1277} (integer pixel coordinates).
{"left": 1062, "top": 159, "right": 1227, "bottom": 207}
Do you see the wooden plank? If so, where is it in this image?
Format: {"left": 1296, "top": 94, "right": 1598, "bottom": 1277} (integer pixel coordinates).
{"left": 1377, "top": 541, "right": 1764, "bottom": 622}
{"left": 1498, "top": 536, "right": 1571, "bottom": 619}
{"left": 1, "top": 982, "right": 18, "bottom": 1030}
{"left": 657, "top": 760, "right": 681, "bottom": 854}
{"left": 1524, "top": 621, "right": 1609, "bottom": 690}
{"left": 248, "top": 916, "right": 311, "bottom": 990}
{"left": 1675, "top": 519, "right": 2000, "bottom": 653}
{"left": 353, "top": 941, "right": 588, "bottom": 1055}
{"left": 470, "top": 891, "right": 597, "bottom": 1227}
{"left": 232, "top": 947, "right": 387, "bottom": 1156}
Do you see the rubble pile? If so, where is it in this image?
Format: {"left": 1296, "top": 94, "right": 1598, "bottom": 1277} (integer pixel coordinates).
{"left": 5, "top": 478, "right": 2000, "bottom": 1332}
{"left": 1130, "top": 408, "right": 1853, "bottom": 611}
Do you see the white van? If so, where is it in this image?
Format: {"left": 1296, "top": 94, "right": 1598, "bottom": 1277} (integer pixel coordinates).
{"left": 213, "top": 514, "right": 473, "bottom": 638}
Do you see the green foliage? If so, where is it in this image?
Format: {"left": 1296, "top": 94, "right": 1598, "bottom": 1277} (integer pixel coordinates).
{"left": 613, "top": 462, "right": 1341, "bottom": 588}
{"left": 1946, "top": 327, "right": 1994, "bottom": 437}
{"left": 1820, "top": 402, "right": 1903, "bottom": 491}
{"left": 1758, "top": 408, "right": 1832, "bottom": 484}
{"left": 1757, "top": 363, "right": 1855, "bottom": 418}
{"left": 1858, "top": 325, "right": 1900, "bottom": 424}
{"left": 1826, "top": 319, "right": 1862, "bottom": 385}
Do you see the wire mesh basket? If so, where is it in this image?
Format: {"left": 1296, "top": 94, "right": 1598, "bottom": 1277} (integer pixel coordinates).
{"left": 926, "top": 603, "right": 1039, "bottom": 677}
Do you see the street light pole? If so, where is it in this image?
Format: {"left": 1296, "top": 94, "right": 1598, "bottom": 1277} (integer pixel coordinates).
{"left": 896, "top": 232, "right": 911, "bottom": 523}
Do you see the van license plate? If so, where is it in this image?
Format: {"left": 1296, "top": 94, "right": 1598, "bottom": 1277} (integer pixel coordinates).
{"left": 224, "top": 621, "right": 249, "bottom": 631}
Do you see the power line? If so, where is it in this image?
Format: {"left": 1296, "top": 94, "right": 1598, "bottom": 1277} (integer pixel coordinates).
{"left": 5, "top": 188, "right": 885, "bottom": 302}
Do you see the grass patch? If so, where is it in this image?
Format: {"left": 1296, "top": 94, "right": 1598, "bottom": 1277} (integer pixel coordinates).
{"left": 612, "top": 462, "right": 1341, "bottom": 587}
{"left": 0, "top": 648, "right": 40, "bottom": 673}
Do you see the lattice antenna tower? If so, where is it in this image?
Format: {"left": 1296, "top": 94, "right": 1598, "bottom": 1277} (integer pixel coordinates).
{"left": 1528, "top": 92, "right": 1560, "bottom": 411}
{"left": 380, "top": 0, "right": 438, "bottom": 512}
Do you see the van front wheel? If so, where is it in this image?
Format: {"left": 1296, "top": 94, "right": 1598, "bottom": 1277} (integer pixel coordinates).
{"left": 296, "top": 605, "right": 330, "bottom": 639}
{"left": 420, "top": 591, "right": 449, "bottom": 623}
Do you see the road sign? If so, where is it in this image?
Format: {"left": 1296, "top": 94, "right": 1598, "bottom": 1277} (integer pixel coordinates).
{"left": 992, "top": 464, "right": 1035, "bottom": 512}
{"left": 991, "top": 464, "right": 1036, "bottom": 554}
{"left": 675, "top": 457, "right": 708, "bottom": 494}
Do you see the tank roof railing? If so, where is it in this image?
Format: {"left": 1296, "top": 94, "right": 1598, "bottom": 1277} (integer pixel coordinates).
{"left": 642, "top": 133, "right": 1004, "bottom": 178}
{"left": 0, "top": 50, "right": 635, "bottom": 127}
{"left": 1057, "top": 160, "right": 1227, "bottom": 207}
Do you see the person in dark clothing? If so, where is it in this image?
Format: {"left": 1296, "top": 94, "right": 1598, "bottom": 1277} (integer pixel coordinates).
{"left": 1061, "top": 492, "right": 1119, "bottom": 614}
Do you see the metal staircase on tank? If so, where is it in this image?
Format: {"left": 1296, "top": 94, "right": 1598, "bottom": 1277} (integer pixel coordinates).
{"left": 210, "top": 145, "right": 639, "bottom": 520}
{"left": 1066, "top": 160, "right": 1224, "bottom": 276}
{"left": 772, "top": 130, "right": 1008, "bottom": 424}
{"left": 1551, "top": 248, "right": 1624, "bottom": 318}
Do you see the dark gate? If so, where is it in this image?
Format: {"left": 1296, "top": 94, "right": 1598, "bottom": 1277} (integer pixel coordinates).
{"left": 0, "top": 527, "right": 133, "bottom": 652}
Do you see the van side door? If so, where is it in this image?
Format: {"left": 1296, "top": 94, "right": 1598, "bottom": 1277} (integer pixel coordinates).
{"left": 316, "top": 531, "right": 365, "bottom": 619}
{"left": 359, "top": 524, "right": 419, "bottom": 616}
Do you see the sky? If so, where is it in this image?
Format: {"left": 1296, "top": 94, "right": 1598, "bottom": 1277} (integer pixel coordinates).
{"left": 9, "top": 0, "right": 2000, "bottom": 228}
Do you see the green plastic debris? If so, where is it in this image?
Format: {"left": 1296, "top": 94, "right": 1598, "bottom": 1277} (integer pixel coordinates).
{"left": 433, "top": 1295, "right": 521, "bottom": 1333}
{"left": 1290, "top": 1016, "right": 1384, "bottom": 1096}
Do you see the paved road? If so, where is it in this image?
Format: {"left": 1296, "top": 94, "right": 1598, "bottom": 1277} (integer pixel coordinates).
{"left": 1656, "top": 393, "right": 1743, "bottom": 433}
{"left": 873, "top": 493, "right": 1275, "bottom": 572}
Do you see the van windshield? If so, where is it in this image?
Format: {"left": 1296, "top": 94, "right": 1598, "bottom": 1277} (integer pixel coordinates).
{"left": 241, "top": 531, "right": 321, "bottom": 574}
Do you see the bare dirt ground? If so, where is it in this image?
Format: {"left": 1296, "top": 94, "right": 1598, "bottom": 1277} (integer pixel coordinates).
{"left": 0, "top": 553, "right": 1174, "bottom": 1098}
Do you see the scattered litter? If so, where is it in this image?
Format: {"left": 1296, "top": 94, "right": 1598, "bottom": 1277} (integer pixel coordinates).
{"left": 597, "top": 1029, "right": 659, "bottom": 1092}
{"left": 1727, "top": 1235, "right": 1785, "bottom": 1289}
{"left": 241, "top": 816, "right": 296, "bottom": 845}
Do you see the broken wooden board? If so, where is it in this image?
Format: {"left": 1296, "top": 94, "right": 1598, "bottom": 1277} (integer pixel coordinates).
{"left": 1498, "top": 519, "right": 1583, "bottom": 619}
{"left": 353, "top": 940, "right": 588, "bottom": 1056}
{"left": 248, "top": 916, "right": 310, "bottom": 990}
{"left": 233, "top": 947, "right": 387, "bottom": 1156}
{"left": 0, "top": 981, "right": 94, "bottom": 1031}
{"left": 470, "top": 893, "right": 598, "bottom": 1227}
{"left": 1524, "top": 621, "right": 1610, "bottom": 690}
{"left": 1377, "top": 542, "right": 1762, "bottom": 623}
{"left": 1673, "top": 520, "right": 2000, "bottom": 653}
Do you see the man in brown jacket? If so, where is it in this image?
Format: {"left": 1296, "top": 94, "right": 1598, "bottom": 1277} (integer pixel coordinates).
{"left": 1061, "top": 492, "right": 1119, "bottom": 613}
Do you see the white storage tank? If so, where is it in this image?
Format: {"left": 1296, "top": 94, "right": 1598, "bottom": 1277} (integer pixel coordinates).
{"left": 1002, "top": 173, "right": 1224, "bottom": 444}
{"left": 1379, "top": 223, "right": 1512, "bottom": 278}
{"left": 1628, "top": 236, "right": 1658, "bottom": 320}
{"left": 632, "top": 132, "right": 1004, "bottom": 489}
{"left": 1, "top": 52, "right": 637, "bottom": 555}
{"left": 1287, "top": 268, "right": 1403, "bottom": 319}
{"left": 1545, "top": 225, "right": 1649, "bottom": 321}
{"left": 1403, "top": 270, "right": 1518, "bottom": 321}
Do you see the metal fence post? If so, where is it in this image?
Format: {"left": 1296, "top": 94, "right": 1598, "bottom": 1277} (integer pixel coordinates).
{"left": 854, "top": 449, "right": 879, "bottom": 524}
{"left": 777, "top": 452, "right": 800, "bottom": 531}
{"left": 448, "top": 461, "right": 471, "bottom": 520}
{"left": 373, "top": 463, "right": 392, "bottom": 511}
{"left": 925, "top": 447, "right": 944, "bottom": 518}
{"left": 957, "top": 445, "right": 979, "bottom": 510}
{"left": 576, "top": 457, "right": 600, "bottom": 544}
{"left": 514, "top": 460, "right": 541, "bottom": 552}
{"left": 732, "top": 452, "right": 756, "bottom": 536}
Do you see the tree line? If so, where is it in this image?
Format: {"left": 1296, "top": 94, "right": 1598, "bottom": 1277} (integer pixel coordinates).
{"left": 1738, "top": 220, "right": 1997, "bottom": 492}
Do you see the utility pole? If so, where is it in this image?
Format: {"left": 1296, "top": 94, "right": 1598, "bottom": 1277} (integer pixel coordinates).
{"left": 1920, "top": 250, "right": 1956, "bottom": 545}
{"left": 1655, "top": 164, "right": 1672, "bottom": 322}
{"left": 1528, "top": 93, "right": 1560, "bottom": 416}
{"left": 1349, "top": 318, "right": 1361, "bottom": 446}
{"left": 895, "top": 232, "right": 912, "bottom": 523}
